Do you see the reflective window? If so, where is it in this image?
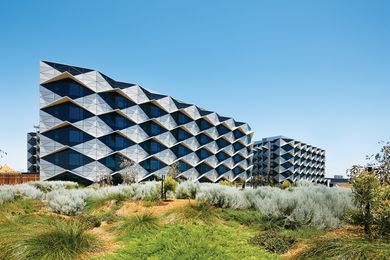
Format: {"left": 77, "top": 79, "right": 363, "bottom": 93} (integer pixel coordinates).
{"left": 42, "top": 125, "right": 94, "bottom": 146}
{"left": 171, "top": 144, "right": 192, "bottom": 158}
{"left": 42, "top": 78, "right": 94, "bottom": 99}
{"left": 196, "top": 163, "right": 212, "bottom": 174}
{"left": 178, "top": 160, "right": 191, "bottom": 172}
{"left": 233, "top": 141, "right": 245, "bottom": 151}
{"left": 140, "top": 139, "right": 167, "bottom": 154}
{"left": 140, "top": 103, "right": 167, "bottom": 118}
{"left": 139, "top": 157, "right": 167, "bottom": 173}
{"left": 216, "top": 138, "right": 230, "bottom": 149}
{"left": 233, "top": 129, "right": 245, "bottom": 139}
{"left": 171, "top": 128, "right": 192, "bottom": 141}
{"left": 196, "top": 118, "right": 213, "bottom": 131}
{"left": 196, "top": 133, "right": 212, "bottom": 146}
{"left": 42, "top": 148, "right": 94, "bottom": 170}
{"left": 233, "top": 154, "right": 244, "bottom": 164}
{"left": 217, "top": 124, "right": 230, "bottom": 135}
{"left": 196, "top": 148, "right": 212, "bottom": 160}
{"left": 99, "top": 91, "right": 135, "bottom": 109}
{"left": 216, "top": 151, "right": 229, "bottom": 162}
{"left": 216, "top": 164, "right": 229, "bottom": 174}
{"left": 98, "top": 153, "right": 123, "bottom": 171}
{"left": 171, "top": 111, "right": 192, "bottom": 125}
{"left": 99, "top": 133, "right": 134, "bottom": 151}
{"left": 43, "top": 102, "right": 94, "bottom": 123}
{"left": 99, "top": 112, "right": 134, "bottom": 130}
{"left": 140, "top": 121, "right": 167, "bottom": 136}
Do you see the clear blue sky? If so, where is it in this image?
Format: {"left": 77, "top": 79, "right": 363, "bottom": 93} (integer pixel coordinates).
{"left": 0, "top": 0, "right": 389, "bottom": 176}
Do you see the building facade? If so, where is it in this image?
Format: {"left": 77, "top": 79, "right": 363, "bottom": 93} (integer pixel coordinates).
{"left": 39, "top": 61, "right": 253, "bottom": 184}
{"left": 252, "top": 136, "right": 325, "bottom": 183}
{"left": 27, "top": 132, "right": 40, "bottom": 173}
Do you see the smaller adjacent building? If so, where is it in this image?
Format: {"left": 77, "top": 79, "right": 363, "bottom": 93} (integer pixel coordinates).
{"left": 252, "top": 136, "right": 326, "bottom": 183}
{"left": 27, "top": 132, "right": 40, "bottom": 173}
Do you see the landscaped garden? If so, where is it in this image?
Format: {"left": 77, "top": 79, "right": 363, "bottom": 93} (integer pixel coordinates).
{"left": 0, "top": 175, "right": 389, "bottom": 259}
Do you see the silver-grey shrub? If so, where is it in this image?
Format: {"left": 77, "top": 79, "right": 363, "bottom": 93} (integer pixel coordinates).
{"left": 0, "top": 184, "right": 43, "bottom": 205}
{"left": 45, "top": 189, "right": 89, "bottom": 215}
{"left": 244, "top": 182, "right": 353, "bottom": 229}
{"left": 29, "top": 181, "right": 79, "bottom": 192}
{"left": 175, "top": 181, "right": 200, "bottom": 199}
{"left": 196, "top": 184, "right": 250, "bottom": 209}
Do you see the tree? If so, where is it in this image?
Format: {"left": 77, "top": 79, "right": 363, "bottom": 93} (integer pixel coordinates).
{"left": 367, "top": 141, "right": 390, "bottom": 185}
{"left": 249, "top": 174, "right": 277, "bottom": 188}
{"left": 96, "top": 172, "right": 113, "bottom": 187}
{"left": 119, "top": 157, "right": 138, "bottom": 184}
{"left": 350, "top": 170, "right": 380, "bottom": 239}
{"left": 161, "top": 162, "right": 181, "bottom": 200}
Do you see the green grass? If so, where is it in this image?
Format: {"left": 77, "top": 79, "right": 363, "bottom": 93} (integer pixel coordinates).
{"left": 298, "top": 236, "right": 390, "bottom": 259}
{"left": 280, "top": 226, "right": 326, "bottom": 241}
{"left": 0, "top": 199, "right": 39, "bottom": 222}
{"left": 249, "top": 229, "right": 296, "bottom": 254}
{"left": 0, "top": 215, "right": 99, "bottom": 260}
{"left": 104, "top": 223, "right": 278, "bottom": 260}
{"left": 116, "top": 213, "right": 159, "bottom": 233}
{"left": 216, "top": 208, "right": 262, "bottom": 226}
{"left": 85, "top": 197, "right": 123, "bottom": 223}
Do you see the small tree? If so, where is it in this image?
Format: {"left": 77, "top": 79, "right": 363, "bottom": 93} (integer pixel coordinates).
{"left": 367, "top": 141, "right": 390, "bottom": 185}
{"left": 350, "top": 170, "right": 380, "bottom": 239}
{"left": 119, "top": 157, "right": 138, "bottom": 184}
{"left": 96, "top": 172, "right": 113, "bottom": 187}
{"left": 161, "top": 162, "right": 181, "bottom": 200}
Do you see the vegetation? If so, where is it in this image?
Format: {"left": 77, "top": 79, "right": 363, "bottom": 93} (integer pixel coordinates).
{"left": 298, "top": 236, "right": 390, "bottom": 259}
{"left": 249, "top": 229, "right": 296, "bottom": 254}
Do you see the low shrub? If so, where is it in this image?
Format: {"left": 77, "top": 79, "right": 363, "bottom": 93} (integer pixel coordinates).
{"left": 76, "top": 214, "right": 102, "bottom": 229}
{"left": 0, "top": 184, "right": 43, "bottom": 205}
{"left": 249, "top": 229, "right": 296, "bottom": 254}
{"left": 163, "top": 176, "right": 177, "bottom": 199}
{"left": 29, "top": 181, "right": 79, "bottom": 192}
{"left": 175, "top": 181, "right": 199, "bottom": 199}
{"left": 118, "top": 213, "right": 158, "bottom": 233}
{"left": 196, "top": 184, "right": 249, "bottom": 209}
{"left": 46, "top": 189, "right": 89, "bottom": 215}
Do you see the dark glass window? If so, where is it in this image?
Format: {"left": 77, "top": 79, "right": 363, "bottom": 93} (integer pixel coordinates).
{"left": 99, "top": 133, "right": 134, "bottom": 151}
{"left": 216, "top": 151, "right": 229, "bottom": 162}
{"left": 233, "top": 141, "right": 245, "bottom": 151}
{"left": 171, "top": 111, "right": 192, "bottom": 125}
{"left": 42, "top": 125, "right": 94, "bottom": 146}
{"left": 196, "top": 148, "right": 212, "bottom": 160}
{"left": 140, "top": 103, "right": 167, "bottom": 118}
{"left": 217, "top": 124, "right": 230, "bottom": 135}
{"left": 139, "top": 157, "right": 167, "bottom": 173}
{"left": 140, "top": 121, "right": 167, "bottom": 136}
{"left": 216, "top": 164, "right": 229, "bottom": 174}
{"left": 43, "top": 102, "right": 94, "bottom": 123}
{"left": 233, "top": 154, "right": 244, "bottom": 164}
{"left": 171, "top": 128, "right": 192, "bottom": 141}
{"left": 42, "top": 148, "right": 93, "bottom": 170}
{"left": 196, "top": 163, "right": 212, "bottom": 174}
{"left": 171, "top": 144, "right": 192, "bottom": 158}
{"left": 233, "top": 166, "right": 244, "bottom": 175}
{"left": 98, "top": 153, "right": 124, "bottom": 172}
{"left": 99, "top": 91, "right": 135, "bottom": 109}
{"left": 233, "top": 129, "right": 245, "bottom": 139}
{"left": 99, "top": 112, "right": 134, "bottom": 130}
{"left": 177, "top": 160, "right": 191, "bottom": 172}
{"left": 140, "top": 139, "right": 167, "bottom": 155}
{"left": 42, "top": 78, "right": 94, "bottom": 99}
{"left": 196, "top": 133, "right": 212, "bottom": 146}
{"left": 196, "top": 118, "right": 213, "bottom": 131}
{"left": 216, "top": 138, "right": 230, "bottom": 149}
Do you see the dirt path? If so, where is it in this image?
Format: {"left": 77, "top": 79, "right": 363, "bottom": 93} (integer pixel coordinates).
{"left": 116, "top": 199, "right": 194, "bottom": 217}
{"left": 78, "top": 221, "right": 121, "bottom": 259}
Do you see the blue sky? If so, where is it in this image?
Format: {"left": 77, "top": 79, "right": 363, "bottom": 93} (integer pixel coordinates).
{"left": 0, "top": 0, "right": 389, "bottom": 176}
